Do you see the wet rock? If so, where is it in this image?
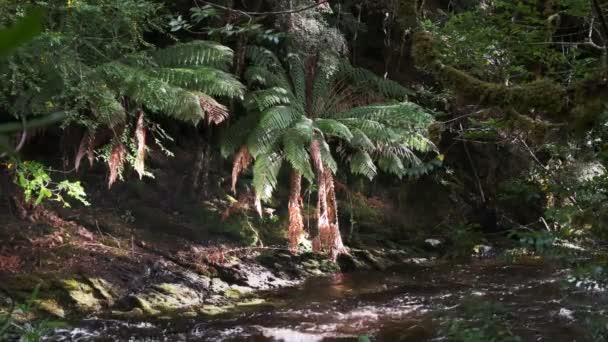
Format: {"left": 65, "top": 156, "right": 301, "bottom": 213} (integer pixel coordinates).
{"left": 61, "top": 278, "right": 103, "bottom": 311}
{"left": 129, "top": 282, "right": 204, "bottom": 315}
{"left": 35, "top": 299, "right": 65, "bottom": 318}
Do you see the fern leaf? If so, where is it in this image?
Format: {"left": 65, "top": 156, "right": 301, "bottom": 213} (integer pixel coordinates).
{"left": 151, "top": 40, "right": 233, "bottom": 69}
{"left": 349, "top": 150, "right": 377, "bottom": 180}
{"left": 155, "top": 67, "right": 245, "bottom": 98}
{"left": 245, "top": 87, "right": 293, "bottom": 112}
{"left": 283, "top": 133, "right": 314, "bottom": 183}
{"left": 314, "top": 118, "right": 353, "bottom": 142}
{"left": 252, "top": 152, "right": 283, "bottom": 201}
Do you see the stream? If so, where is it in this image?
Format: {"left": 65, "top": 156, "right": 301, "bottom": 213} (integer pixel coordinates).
{"left": 45, "top": 260, "right": 606, "bottom": 341}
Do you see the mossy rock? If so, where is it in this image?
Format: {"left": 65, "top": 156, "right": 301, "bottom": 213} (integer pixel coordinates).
{"left": 34, "top": 299, "right": 65, "bottom": 318}
{"left": 199, "top": 304, "right": 232, "bottom": 316}
{"left": 61, "top": 278, "right": 102, "bottom": 311}
{"left": 130, "top": 283, "right": 203, "bottom": 315}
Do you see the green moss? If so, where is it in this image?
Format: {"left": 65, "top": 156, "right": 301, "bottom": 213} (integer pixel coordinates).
{"left": 61, "top": 278, "right": 102, "bottom": 311}
{"left": 224, "top": 288, "right": 241, "bottom": 299}
{"left": 199, "top": 304, "right": 232, "bottom": 316}
{"left": 442, "top": 66, "right": 565, "bottom": 116}
{"left": 411, "top": 31, "right": 442, "bottom": 70}
{"left": 34, "top": 299, "right": 65, "bottom": 318}
{"left": 131, "top": 296, "right": 161, "bottom": 316}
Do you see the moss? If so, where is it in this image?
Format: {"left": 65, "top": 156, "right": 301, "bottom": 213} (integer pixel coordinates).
{"left": 199, "top": 304, "right": 232, "bottom": 316}
{"left": 236, "top": 298, "right": 265, "bottom": 307}
{"left": 61, "top": 278, "right": 102, "bottom": 311}
{"left": 442, "top": 66, "right": 566, "bottom": 116}
{"left": 111, "top": 308, "right": 144, "bottom": 319}
{"left": 34, "top": 299, "right": 65, "bottom": 318}
{"left": 131, "top": 296, "right": 161, "bottom": 316}
{"left": 224, "top": 288, "right": 241, "bottom": 299}
{"left": 411, "top": 31, "right": 442, "bottom": 70}
{"left": 85, "top": 277, "right": 114, "bottom": 304}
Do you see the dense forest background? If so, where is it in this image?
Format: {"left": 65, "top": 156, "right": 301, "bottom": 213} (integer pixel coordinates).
{"left": 1, "top": 0, "right": 608, "bottom": 340}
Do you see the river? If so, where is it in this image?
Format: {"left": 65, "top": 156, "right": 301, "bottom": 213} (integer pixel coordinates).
{"left": 45, "top": 260, "right": 606, "bottom": 341}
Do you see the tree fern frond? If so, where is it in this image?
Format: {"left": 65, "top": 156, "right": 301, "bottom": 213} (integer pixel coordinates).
{"left": 220, "top": 113, "right": 260, "bottom": 158}
{"left": 89, "top": 87, "right": 126, "bottom": 127}
{"left": 349, "top": 150, "right": 377, "bottom": 180}
{"left": 314, "top": 118, "right": 353, "bottom": 142}
{"left": 252, "top": 152, "right": 283, "bottom": 201}
{"left": 245, "top": 87, "right": 293, "bottom": 112}
{"left": 283, "top": 134, "right": 314, "bottom": 182}
{"left": 199, "top": 93, "right": 229, "bottom": 124}
{"left": 258, "top": 105, "right": 302, "bottom": 133}
{"left": 151, "top": 40, "right": 233, "bottom": 69}
{"left": 350, "top": 128, "right": 375, "bottom": 151}
{"left": 286, "top": 53, "right": 306, "bottom": 104}
{"left": 339, "top": 63, "right": 413, "bottom": 100}
{"left": 99, "top": 62, "right": 204, "bottom": 123}
{"left": 318, "top": 138, "right": 338, "bottom": 174}
{"left": 154, "top": 67, "right": 245, "bottom": 98}
{"left": 245, "top": 45, "right": 281, "bottom": 68}
{"left": 377, "top": 153, "right": 405, "bottom": 177}
{"left": 243, "top": 65, "right": 292, "bottom": 90}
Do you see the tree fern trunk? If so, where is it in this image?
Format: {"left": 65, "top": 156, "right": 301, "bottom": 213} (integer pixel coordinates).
{"left": 288, "top": 170, "right": 305, "bottom": 251}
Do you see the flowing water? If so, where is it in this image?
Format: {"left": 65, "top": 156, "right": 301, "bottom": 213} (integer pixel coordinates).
{"left": 46, "top": 260, "right": 607, "bottom": 341}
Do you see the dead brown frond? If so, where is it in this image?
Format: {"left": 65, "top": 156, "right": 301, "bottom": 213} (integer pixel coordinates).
{"left": 231, "top": 145, "right": 253, "bottom": 194}
{"left": 107, "top": 142, "right": 126, "bottom": 189}
{"left": 134, "top": 110, "right": 146, "bottom": 179}
{"left": 200, "top": 94, "right": 229, "bottom": 125}
{"left": 75, "top": 131, "right": 95, "bottom": 171}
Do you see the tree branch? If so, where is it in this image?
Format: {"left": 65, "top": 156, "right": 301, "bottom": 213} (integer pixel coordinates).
{"left": 196, "top": 0, "right": 329, "bottom": 18}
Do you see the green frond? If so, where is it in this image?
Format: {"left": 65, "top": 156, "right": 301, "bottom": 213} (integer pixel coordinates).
{"left": 312, "top": 63, "right": 340, "bottom": 114}
{"left": 337, "top": 102, "right": 433, "bottom": 128}
{"left": 154, "top": 67, "right": 245, "bottom": 98}
{"left": 339, "top": 63, "right": 413, "bottom": 100}
{"left": 314, "top": 118, "right": 353, "bottom": 142}
{"left": 291, "top": 117, "right": 314, "bottom": 142}
{"left": 252, "top": 152, "right": 283, "bottom": 201}
{"left": 318, "top": 138, "right": 338, "bottom": 174}
{"left": 245, "top": 87, "right": 293, "bottom": 112}
{"left": 89, "top": 87, "right": 126, "bottom": 127}
{"left": 286, "top": 53, "right": 306, "bottom": 104}
{"left": 243, "top": 65, "right": 292, "bottom": 90}
{"left": 245, "top": 45, "right": 281, "bottom": 68}
{"left": 349, "top": 150, "right": 377, "bottom": 180}
{"left": 339, "top": 118, "right": 399, "bottom": 143}
{"left": 247, "top": 106, "right": 303, "bottom": 157}
{"left": 99, "top": 63, "right": 203, "bottom": 123}
{"left": 377, "top": 153, "right": 405, "bottom": 177}
{"left": 150, "top": 40, "right": 233, "bottom": 69}
{"left": 350, "top": 128, "right": 375, "bottom": 151}
{"left": 283, "top": 134, "right": 314, "bottom": 182}
{"left": 220, "top": 114, "right": 261, "bottom": 158}
{"left": 258, "top": 105, "right": 302, "bottom": 133}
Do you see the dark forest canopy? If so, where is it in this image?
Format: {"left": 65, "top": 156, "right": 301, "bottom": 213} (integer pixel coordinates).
{"left": 1, "top": 1, "right": 608, "bottom": 339}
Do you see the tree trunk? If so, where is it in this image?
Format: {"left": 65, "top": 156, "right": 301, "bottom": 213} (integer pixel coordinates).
{"left": 288, "top": 170, "right": 305, "bottom": 251}
{"left": 309, "top": 140, "right": 346, "bottom": 261}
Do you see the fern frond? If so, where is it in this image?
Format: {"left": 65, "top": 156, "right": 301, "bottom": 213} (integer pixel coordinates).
{"left": 349, "top": 150, "right": 377, "bottom": 180}
{"left": 220, "top": 113, "right": 260, "bottom": 158}
{"left": 314, "top": 118, "right": 353, "bottom": 142}
{"left": 283, "top": 134, "right": 314, "bottom": 182}
{"left": 339, "top": 63, "right": 413, "bottom": 100}
{"left": 252, "top": 152, "right": 283, "bottom": 201}
{"left": 89, "top": 87, "right": 126, "bottom": 127}
{"left": 245, "top": 45, "right": 281, "bottom": 68}
{"left": 154, "top": 67, "right": 245, "bottom": 98}
{"left": 377, "top": 153, "right": 405, "bottom": 177}
{"left": 151, "top": 40, "right": 233, "bottom": 69}
{"left": 245, "top": 87, "right": 293, "bottom": 112}
{"left": 318, "top": 138, "right": 338, "bottom": 174}
{"left": 286, "top": 53, "right": 306, "bottom": 104}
